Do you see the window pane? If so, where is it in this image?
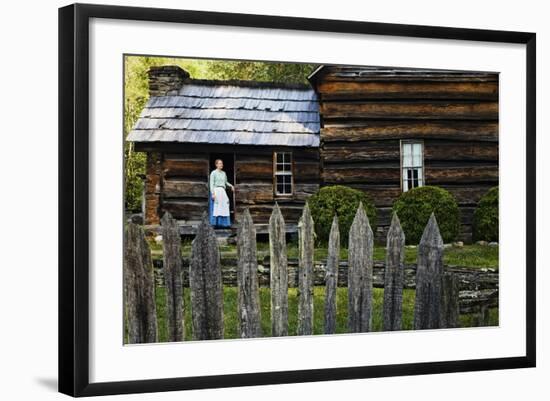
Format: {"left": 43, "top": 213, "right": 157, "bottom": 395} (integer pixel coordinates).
{"left": 275, "top": 153, "right": 292, "bottom": 194}
{"left": 402, "top": 142, "right": 424, "bottom": 193}
{"left": 403, "top": 144, "right": 412, "bottom": 167}
{"left": 413, "top": 143, "right": 422, "bottom": 166}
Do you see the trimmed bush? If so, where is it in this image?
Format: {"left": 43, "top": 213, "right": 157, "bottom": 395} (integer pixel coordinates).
{"left": 473, "top": 187, "right": 499, "bottom": 242}
{"left": 392, "top": 186, "right": 460, "bottom": 244}
{"left": 308, "top": 185, "right": 377, "bottom": 246}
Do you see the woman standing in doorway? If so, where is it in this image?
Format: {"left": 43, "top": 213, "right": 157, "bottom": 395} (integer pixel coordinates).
{"left": 209, "top": 159, "right": 234, "bottom": 228}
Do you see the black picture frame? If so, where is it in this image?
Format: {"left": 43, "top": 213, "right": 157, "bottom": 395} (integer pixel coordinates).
{"left": 58, "top": 3, "right": 536, "bottom": 397}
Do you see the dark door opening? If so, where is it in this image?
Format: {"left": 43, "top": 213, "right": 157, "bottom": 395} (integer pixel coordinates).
{"left": 209, "top": 153, "right": 236, "bottom": 222}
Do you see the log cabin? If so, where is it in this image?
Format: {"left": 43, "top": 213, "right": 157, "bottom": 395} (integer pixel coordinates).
{"left": 308, "top": 65, "right": 498, "bottom": 241}
{"left": 127, "top": 66, "right": 321, "bottom": 234}
{"left": 127, "top": 65, "right": 498, "bottom": 242}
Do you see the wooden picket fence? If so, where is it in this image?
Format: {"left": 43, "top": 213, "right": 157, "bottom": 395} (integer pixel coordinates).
{"left": 124, "top": 203, "right": 461, "bottom": 343}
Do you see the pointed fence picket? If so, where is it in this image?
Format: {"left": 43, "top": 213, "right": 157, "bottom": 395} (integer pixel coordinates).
{"left": 189, "top": 213, "right": 224, "bottom": 340}
{"left": 297, "top": 203, "right": 315, "bottom": 336}
{"left": 269, "top": 203, "right": 289, "bottom": 337}
{"left": 383, "top": 213, "right": 405, "bottom": 331}
{"left": 348, "top": 202, "right": 374, "bottom": 333}
{"left": 324, "top": 215, "right": 340, "bottom": 334}
{"left": 237, "top": 209, "right": 262, "bottom": 338}
{"left": 413, "top": 213, "right": 444, "bottom": 330}
{"left": 124, "top": 222, "right": 158, "bottom": 344}
{"left": 161, "top": 212, "right": 184, "bottom": 342}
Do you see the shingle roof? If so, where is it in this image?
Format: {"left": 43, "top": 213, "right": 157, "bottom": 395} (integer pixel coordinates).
{"left": 127, "top": 81, "right": 320, "bottom": 147}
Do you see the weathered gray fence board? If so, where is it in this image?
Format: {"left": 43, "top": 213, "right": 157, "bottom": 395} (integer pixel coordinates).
{"left": 154, "top": 257, "right": 498, "bottom": 292}
{"left": 440, "top": 272, "right": 460, "bottom": 328}
{"left": 237, "top": 209, "right": 262, "bottom": 338}
{"left": 324, "top": 215, "right": 340, "bottom": 334}
{"left": 161, "top": 212, "right": 184, "bottom": 342}
{"left": 383, "top": 213, "right": 405, "bottom": 331}
{"left": 270, "top": 204, "right": 289, "bottom": 336}
{"left": 297, "top": 203, "right": 315, "bottom": 335}
{"left": 348, "top": 203, "right": 374, "bottom": 333}
{"left": 459, "top": 288, "right": 498, "bottom": 313}
{"left": 154, "top": 258, "right": 497, "bottom": 314}
{"left": 414, "top": 213, "right": 444, "bottom": 330}
{"left": 189, "top": 213, "right": 224, "bottom": 340}
{"left": 124, "top": 223, "right": 158, "bottom": 344}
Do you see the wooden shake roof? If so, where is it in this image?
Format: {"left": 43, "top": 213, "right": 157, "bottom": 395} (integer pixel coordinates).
{"left": 127, "top": 79, "right": 320, "bottom": 147}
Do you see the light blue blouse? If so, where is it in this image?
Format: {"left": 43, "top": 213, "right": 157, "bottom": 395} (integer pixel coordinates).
{"left": 209, "top": 169, "right": 234, "bottom": 194}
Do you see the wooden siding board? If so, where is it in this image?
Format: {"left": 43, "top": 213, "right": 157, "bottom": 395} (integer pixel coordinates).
{"left": 322, "top": 166, "right": 400, "bottom": 184}
{"left": 321, "top": 121, "right": 498, "bottom": 142}
{"left": 293, "top": 162, "right": 320, "bottom": 182}
{"left": 320, "top": 101, "right": 498, "bottom": 120}
{"left": 317, "top": 81, "right": 498, "bottom": 100}
{"left": 235, "top": 183, "right": 274, "bottom": 205}
{"left": 163, "top": 159, "right": 209, "bottom": 178}
{"left": 162, "top": 200, "right": 208, "bottom": 220}
{"left": 318, "top": 66, "right": 498, "bottom": 83}
{"left": 425, "top": 165, "right": 498, "bottom": 184}
{"left": 424, "top": 140, "right": 498, "bottom": 162}
{"left": 163, "top": 179, "right": 209, "bottom": 199}
{"left": 235, "top": 160, "right": 273, "bottom": 181}
{"left": 322, "top": 141, "right": 400, "bottom": 163}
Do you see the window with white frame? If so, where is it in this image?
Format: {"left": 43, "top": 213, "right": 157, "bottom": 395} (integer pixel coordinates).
{"left": 274, "top": 152, "right": 293, "bottom": 195}
{"left": 401, "top": 141, "right": 424, "bottom": 192}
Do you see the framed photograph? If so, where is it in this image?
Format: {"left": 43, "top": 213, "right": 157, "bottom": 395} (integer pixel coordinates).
{"left": 58, "top": 3, "right": 536, "bottom": 397}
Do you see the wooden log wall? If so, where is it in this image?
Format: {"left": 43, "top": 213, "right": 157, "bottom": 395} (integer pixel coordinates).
{"left": 235, "top": 148, "right": 319, "bottom": 225}
{"left": 139, "top": 143, "right": 320, "bottom": 227}
{"left": 314, "top": 67, "right": 499, "bottom": 242}
{"left": 160, "top": 152, "right": 209, "bottom": 224}
{"left": 144, "top": 152, "right": 162, "bottom": 225}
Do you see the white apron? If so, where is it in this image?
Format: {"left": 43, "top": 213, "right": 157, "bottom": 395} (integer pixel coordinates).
{"left": 212, "top": 187, "right": 230, "bottom": 217}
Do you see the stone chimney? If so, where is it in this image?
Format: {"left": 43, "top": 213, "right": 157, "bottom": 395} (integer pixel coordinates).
{"left": 148, "top": 65, "right": 190, "bottom": 97}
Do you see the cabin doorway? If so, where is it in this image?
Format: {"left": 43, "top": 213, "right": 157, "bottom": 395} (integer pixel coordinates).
{"left": 209, "top": 153, "right": 236, "bottom": 222}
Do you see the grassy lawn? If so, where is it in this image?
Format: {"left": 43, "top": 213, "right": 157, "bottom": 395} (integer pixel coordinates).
{"left": 149, "top": 240, "right": 498, "bottom": 269}
{"left": 151, "top": 286, "right": 498, "bottom": 342}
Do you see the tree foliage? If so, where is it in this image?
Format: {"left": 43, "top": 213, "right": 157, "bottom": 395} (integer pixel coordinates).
{"left": 124, "top": 56, "right": 316, "bottom": 211}
{"left": 308, "top": 186, "right": 377, "bottom": 246}
{"left": 206, "top": 61, "right": 316, "bottom": 84}
{"left": 392, "top": 186, "right": 461, "bottom": 244}
{"left": 472, "top": 187, "right": 499, "bottom": 242}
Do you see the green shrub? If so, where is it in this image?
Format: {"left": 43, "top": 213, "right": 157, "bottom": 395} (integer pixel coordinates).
{"left": 308, "top": 185, "right": 377, "bottom": 246}
{"left": 473, "top": 187, "right": 499, "bottom": 242}
{"left": 392, "top": 186, "right": 460, "bottom": 244}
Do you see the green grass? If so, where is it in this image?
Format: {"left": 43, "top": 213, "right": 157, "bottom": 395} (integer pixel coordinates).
{"left": 150, "top": 240, "right": 498, "bottom": 269}
{"left": 149, "top": 286, "right": 498, "bottom": 343}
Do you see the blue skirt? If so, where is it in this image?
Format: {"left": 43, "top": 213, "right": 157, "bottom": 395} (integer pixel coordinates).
{"left": 209, "top": 194, "right": 231, "bottom": 227}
